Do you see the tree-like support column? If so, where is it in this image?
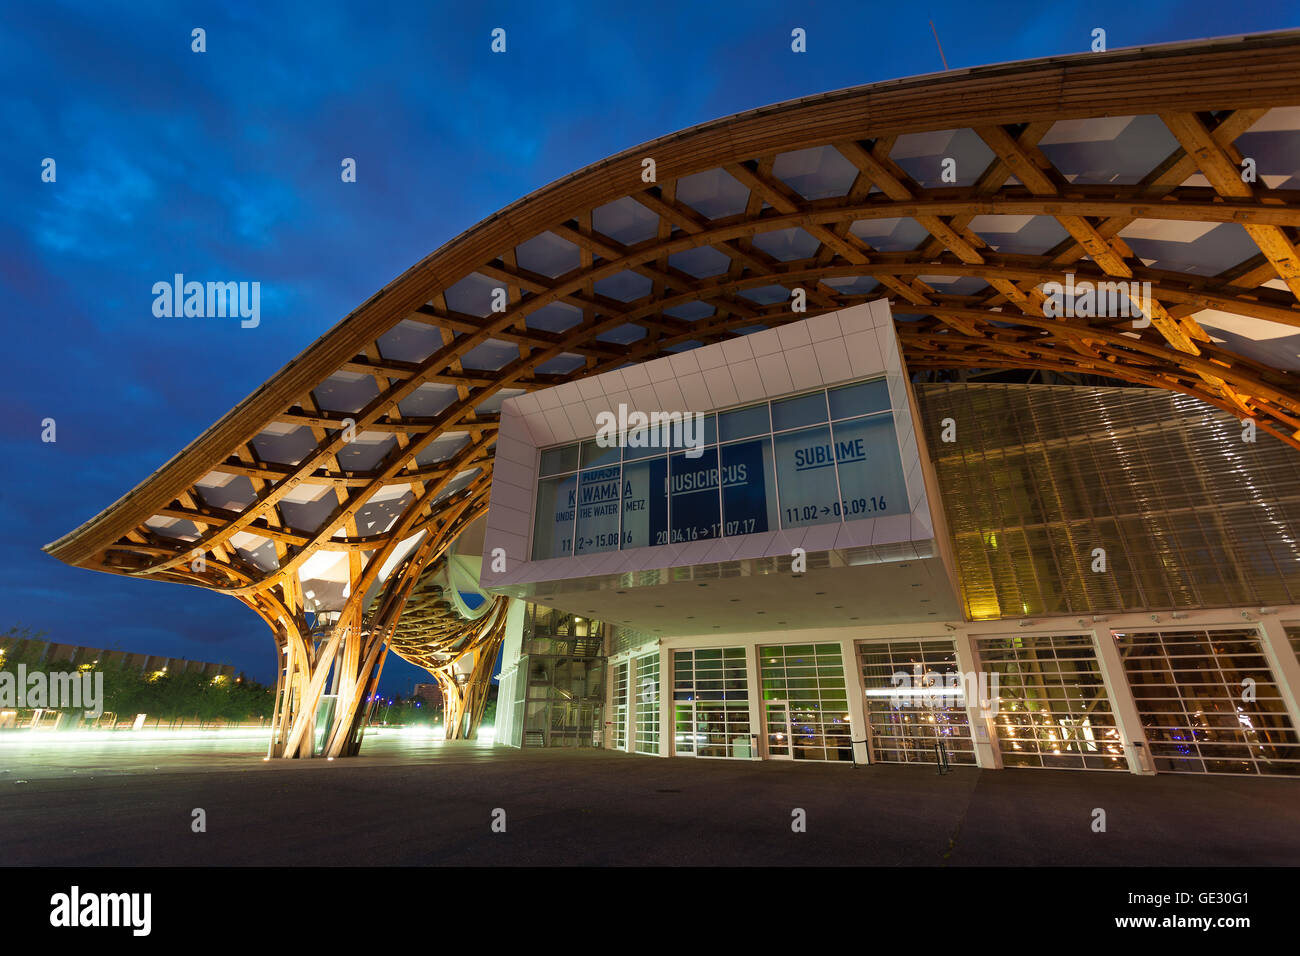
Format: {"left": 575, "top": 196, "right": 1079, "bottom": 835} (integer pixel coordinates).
{"left": 256, "top": 601, "right": 393, "bottom": 759}
{"left": 250, "top": 531, "right": 510, "bottom": 758}
{"left": 435, "top": 600, "right": 508, "bottom": 740}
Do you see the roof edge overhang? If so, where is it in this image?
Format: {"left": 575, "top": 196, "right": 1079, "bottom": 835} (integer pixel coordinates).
{"left": 44, "top": 29, "right": 1300, "bottom": 569}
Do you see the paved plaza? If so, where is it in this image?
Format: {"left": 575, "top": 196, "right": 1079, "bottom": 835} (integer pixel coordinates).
{"left": 2, "top": 736, "right": 1296, "bottom": 866}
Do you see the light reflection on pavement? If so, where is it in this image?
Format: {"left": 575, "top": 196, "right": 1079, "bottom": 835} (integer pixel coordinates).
{"left": 0, "top": 728, "right": 495, "bottom": 781}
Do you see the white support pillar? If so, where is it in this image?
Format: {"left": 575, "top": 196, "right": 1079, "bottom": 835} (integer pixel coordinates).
{"left": 658, "top": 643, "right": 672, "bottom": 757}
{"left": 610, "top": 655, "right": 632, "bottom": 753}
{"left": 838, "top": 637, "right": 870, "bottom": 765}
{"left": 495, "top": 600, "right": 527, "bottom": 748}
{"left": 602, "top": 657, "right": 614, "bottom": 752}
{"left": 1091, "top": 629, "right": 1155, "bottom": 775}
{"left": 496, "top": 665, "right": 515, "bottom": 747}
{"left": 952, "top": 632, "right": 1002, "bottom": 769}
{"left": 744, "top": 642, "right": 763, "bottom": 760}
{"left": 1257, "top": 618, "right": 1300, "bottom": 733}
{"left": 623, "top": 656, "right": 635, "bottom": 754}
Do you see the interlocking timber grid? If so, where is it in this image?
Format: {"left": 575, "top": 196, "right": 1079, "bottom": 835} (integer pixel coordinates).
{"left": 44, "top": 32, "right": 1300, "bottom": 757}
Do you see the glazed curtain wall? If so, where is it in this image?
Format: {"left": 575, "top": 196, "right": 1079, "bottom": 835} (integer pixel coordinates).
{"left": 532, "top": 378, "right": 908, "bottom": 560}
{"left": 916, "top": 383, "right": 1300, "bottom": 620}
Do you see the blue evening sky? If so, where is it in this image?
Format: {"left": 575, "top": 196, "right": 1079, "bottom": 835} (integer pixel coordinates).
{"left": 2, "top": 0, "right": 1296, "bottom": 691}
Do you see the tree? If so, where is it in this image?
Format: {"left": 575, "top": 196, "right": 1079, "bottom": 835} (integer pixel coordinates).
{"left": 2, "top": 626, "right": 275, "bottom": 724}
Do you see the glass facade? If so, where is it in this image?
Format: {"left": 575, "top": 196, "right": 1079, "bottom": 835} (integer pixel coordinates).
{"left": 673, "top": 648, "right": 752, "bottom": 757}
{"left": 759, "top": 644, "right": 852, "bottom": 761}
{"left": 531, "top": 378, "right": 908, "bottom": 559}
{"left": 857, "top": 639, "right": 976, "bottom": 765}
{"left": 916, "top": 383, "right": 1300, "bottom": 619}
{"left": 516, "top": 605, "right": 607, "bottom": 748}
{"left": 1116, "top": 628, "right": 1300, "bottom": 775}
{"left": 501, "top": 383, "right": 1300, "bottom": 777}
{"left": 977, "top": 634, "right": 1127, "bottom": 770}
{"left": 635, "top": 653, "right": 660, "bottom": 755}
{"left": 506, "top": 617, "right": 1300, "bottom": 775}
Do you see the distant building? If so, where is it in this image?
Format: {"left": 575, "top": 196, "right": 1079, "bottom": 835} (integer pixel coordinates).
{"left": 413, "top": 683, "right": 442, "bottom": 707}
{"left": 0, "top": 636, "right": 237, "bottom": 680}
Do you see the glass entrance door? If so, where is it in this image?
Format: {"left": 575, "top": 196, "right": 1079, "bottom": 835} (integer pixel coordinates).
{"left": 858, "top": 639, "right": 976, "bottom": 766}
{"left": 672, "top": 648, "right": 751, "bottom": 757}
{"left": 765, "top": 700, "right": 793, "bottom": 759}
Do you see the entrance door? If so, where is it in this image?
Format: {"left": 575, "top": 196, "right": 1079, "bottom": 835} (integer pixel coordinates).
{"left": 765, "top": 700, "right": 794, "bottom": 759}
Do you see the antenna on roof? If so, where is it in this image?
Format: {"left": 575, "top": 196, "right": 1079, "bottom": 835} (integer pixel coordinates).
{"left": 930, "top": 19, "right": 950, "bottom": 70}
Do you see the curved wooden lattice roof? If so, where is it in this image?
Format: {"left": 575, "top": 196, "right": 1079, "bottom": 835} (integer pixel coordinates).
{"left": 44, "top": 32, "right": 1300, "bottom": 666}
